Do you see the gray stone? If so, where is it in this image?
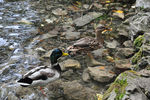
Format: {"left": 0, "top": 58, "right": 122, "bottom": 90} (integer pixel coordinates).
{"left": 64, "top": 31, "right": 81, "bottom": 40}
{"left": 52, "top": 8, "right": 67, "bottom": 16}
{"left": 73, "top": 12, "right": 102, "bottom": 27}
{"left": 118, "top": 29, "right": 129, "bottom": 37}
{"left": 88, "top": 67, "right": 115, "bottom": 83}
{"left": 138, "top": 56, "right": 150, "bottom": 69}
{"left": 82, "top": 69, "right": 91, "bottom": 82}
{"left": 60, "top": 80, "right": 96, "bottom": 100}
{"left": 105, "top": 40, "right": 119, "bottom": 49}
{"left": 60, "top": 59, "right": 81, "bottom": 71}
{"left": 136, "top": 0, "right": 150, "bottom": 8}
{"left": 115, "top": 48, "right": 134, "bottom": 58}
{"left": 103, "top": 71, "right": 150, "bottom": 100}
{"left": 115, "top": 59, "right": 131, "bottom": 70}
{"left": 123, "top": 40, "right": 133, "bottom": 47}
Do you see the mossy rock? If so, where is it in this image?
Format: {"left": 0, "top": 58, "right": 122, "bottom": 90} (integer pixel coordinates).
{"left": 103, "top": 71, "right": 140, "bottom": 100}
{"left": 133, "top": 35, "right": 144, "bottom": 50}
{"left": 131, "top": 48, "right": 143, "bottom": 64}
{"left": 103, "top": 73, "right": 128, "bottom": 100}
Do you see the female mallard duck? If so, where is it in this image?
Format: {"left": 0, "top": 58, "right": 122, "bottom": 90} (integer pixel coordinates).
{"left": 67, "top": 24, "right": 111, "bottom": 66}
{"left": 17, "top": 48, "right": 69, "bottom": 87}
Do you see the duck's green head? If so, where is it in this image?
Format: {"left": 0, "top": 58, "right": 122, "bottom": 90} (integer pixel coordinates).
{"left": 50, "top": 48, "right": 69, "bottom": 64}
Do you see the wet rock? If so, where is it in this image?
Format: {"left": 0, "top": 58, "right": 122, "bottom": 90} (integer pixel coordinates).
{"left": 45, "top": 17, "right": 57, "bottom": 23}
{"left": 60, "top": 59, "right": 81, "bottom": 71}
{"left": 128, "top": 12, "right": 150, "bottom": 41}
{"left": 61, "top": 80, "right": 96, "bottom": 100}
{"left": 82, "top": 69, "right": 91, "bottom": 82}
{"left": 136, "top": 0, "right": 150, "bottom": 8}
{"left": 105, "top": 40, "right": 119, "bottom": 49}
{"left": 73, "top": 12, "right": 102, "bottom": 27}
{"left": 64, "top": 31, "right": 81, "bottom": 40}
{"left": 0, "top": 38, "right": 9, "bottom": 47}
{"left": 142, "top": 45, "right": 150, "bottom": 56}
{"left": 35, "top": 47, "right": 46, "bottom": 52}
{"left": 115, "top": 59, "right": 131, "bottom": 70}
{"left": 115, "top": 48, "right": 134, "bottom": 58}
{"left": 103, "top": 71, "right": 150, "bottom": 100}
{"left": 61, "top": 69, "right": 74, "bottom": 78}
{"left": 42, "top": 50, "right": 52, "bottom": 58}
{"left": 52, "top": 8, "right": 67, "bottom": 16}
{"left": 123, "top": 40, "right": 133, "bottom": 47}
{"left": 138, "top": 56, "right": 150, "bottom": 69}
{"left": 92, "top": 49, "right": 109, "bottom": 58}
{"left": 0, "top": 65, "right": 10, "bottom": 75}
{"left": 88, "top": 67, "right": 115, "bottom": 83}
{"left": 138, "top": 69, "right": 150, "bottom": 77}
{"left": 118, "top": 29, "right": 129, "bottom": 37}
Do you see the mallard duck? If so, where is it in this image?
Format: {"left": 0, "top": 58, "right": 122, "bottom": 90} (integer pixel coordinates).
{"left": 17, "top": 48, "right": 69, "bottom": 88}
{"left": 67, "top": 24, "right": 111, "bottom": 66}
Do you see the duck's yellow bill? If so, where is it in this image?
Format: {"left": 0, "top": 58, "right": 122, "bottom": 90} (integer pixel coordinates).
{"left": 62, "top": 52, "right": 69, "bottom": 56}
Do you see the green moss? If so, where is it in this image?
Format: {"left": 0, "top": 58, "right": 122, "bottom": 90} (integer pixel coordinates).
{"left": 133, "top": 35, "right": 144, "bottom": 49}
{"left": 96, "top": 14, "right": 109, "bottom": 21}
{"left": 131, "top": 48, "right": 143, "bottom": 64}
{"left": 103, "top": 73, "right": 128, "bottom": 100}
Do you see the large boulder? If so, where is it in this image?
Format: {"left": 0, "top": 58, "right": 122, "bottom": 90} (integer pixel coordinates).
{"left": 103, "top": 70, "right": 150, "bottom": 100}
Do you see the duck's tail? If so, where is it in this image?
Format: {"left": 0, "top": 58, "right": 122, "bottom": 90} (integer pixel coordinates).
{"left": 17, "top": 77, "right": 33, "bottom": 87}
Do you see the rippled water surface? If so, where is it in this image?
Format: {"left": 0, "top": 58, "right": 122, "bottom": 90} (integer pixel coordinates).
{"left": 0, "top": 0, "right": 42, "bottom": 85}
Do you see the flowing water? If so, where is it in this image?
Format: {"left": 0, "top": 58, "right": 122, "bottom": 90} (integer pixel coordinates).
{"left": 0, "top": 0, "right": 42, "bottom": 86}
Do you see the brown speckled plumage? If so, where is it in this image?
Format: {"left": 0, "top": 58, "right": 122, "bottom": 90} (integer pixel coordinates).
{"left": 67, "top": 24, "right": 108, "bottom": 54}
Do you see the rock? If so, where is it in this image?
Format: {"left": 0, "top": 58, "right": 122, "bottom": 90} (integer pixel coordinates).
{"left": 61, "top": 69, "right": 74, "bottom": 78}
{"left": 123, "top": 40, "right": 133, "bottom": 47}
{"left": 138, "top": 56, "right": 150, "bottom": 69}
{"left": 45, "top": 17, "right": 57, "bottom": 23}
{"left": 115, "top": 59, "right": 131, "bottom": 70}
{"left": 103, "top": 71, "right": 150, "bottom": 100}
{"left": 128, "top": 12, "right": 150, "bottom": 41}
{"left": 73, "top": 12, "right": 102, "bottom": 27}
{"left": 136, "top": 0, "right": 150, "bottom": 8}
{"left": 138, "top": 69, "right": 150, "bottom": 77}
{"left": 92, "top": 49, "right": 109, "bottom": 58}
{"left": 131, "top": 49, "right": 142, "bottom": 64}
{"left": 0, "top": 38, "right": 9, "bottom": 47}
{"left": 64, "top": 31, "right": 81, "bottom": 40}
{"left": 88, "top": 67, "right": 115, "bottom": 83}
{"left": 118, "top": 29, "right": 129, "bottom": 37}
{"left": 60, "top": 80, "right": 96, "bottom": 100}
{"left": 60, "top": 59, "right": 81, "bottom": 71}
{"left": 82, "top": 69, "right": 91, "bottom": 82}
{"left": 105, "top": 40, "right": 119, "bottom": 49}
{"left": 83, "top": 4, "right": 89, "bottom": 9}
{"left": 142, "top": 45, "right": 150, "bottom": 56}
{"left": 115, "top": 48, "right": 134, "bottom": 58}
{"left": 52, "top": 8, "right": 67, "bottom": 16}
{"left": 35, "top": 47, "right": 46, "bottom": 52}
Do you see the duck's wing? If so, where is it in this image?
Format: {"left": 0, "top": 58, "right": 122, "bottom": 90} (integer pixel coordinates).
{"left": 18, "top": 66, "right": 56, "bottom": 87}
{"left": 73, "top": 37, "right": 95, "bottom": 47}
{"left": 23, "top": 66, "right": 50, "bottom": 78}
{"left": 67, "top": 37, "right": 100, "bottom": 53}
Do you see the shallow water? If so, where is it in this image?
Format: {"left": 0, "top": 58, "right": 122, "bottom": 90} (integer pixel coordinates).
{"left": 0, "top": 0, "right": 42, "bottom": 85}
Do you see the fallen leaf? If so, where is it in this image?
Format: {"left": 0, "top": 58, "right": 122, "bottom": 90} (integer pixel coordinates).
{"left": 106, "top": 0, "right": 111, "bottom": 3}
{"left": 98, "top": 66, "right": 105, "bottom": 70}
{"left": 96, "top": 94, "right": 103, "bottom": 100}
{"left": 106, "top": 56, "right": 114, "bottom": 62}
{"left": 113, "top": 10, "right": 123, "bottom": 13}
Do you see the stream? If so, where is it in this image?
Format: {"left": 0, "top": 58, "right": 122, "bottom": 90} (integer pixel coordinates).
{"left": 0, "top": 0, "right": 42, "bottom": 86}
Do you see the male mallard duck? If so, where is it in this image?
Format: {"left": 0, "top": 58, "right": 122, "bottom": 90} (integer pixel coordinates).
{"left": 17, "top": 48, "right": 69, "bottom": 88}
{"left": 67, "top": 24, "right": 111, "bottom": 66}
